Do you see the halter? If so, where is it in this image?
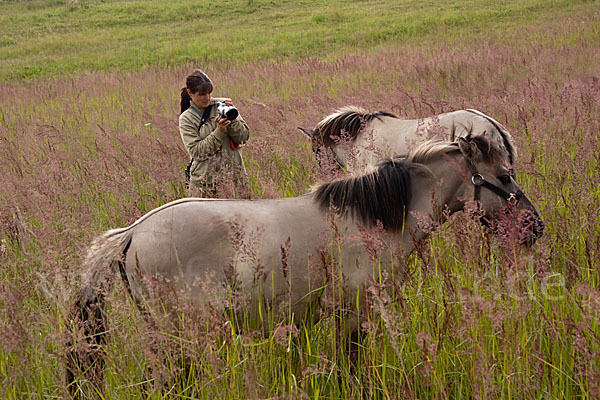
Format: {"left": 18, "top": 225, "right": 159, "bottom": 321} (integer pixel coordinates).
{"left": 465, "top": 158, "right": 523, "bottom": 206}
{"left": 314, "top": 142, "right": 345, "bottom": 170}
{"left": 330, "top": 148, "right": 346, "bottom": 170}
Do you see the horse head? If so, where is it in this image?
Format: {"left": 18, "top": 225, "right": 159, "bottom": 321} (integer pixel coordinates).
{"left": 298, "top": 126, "right": 346, "bottom": 170}
{"left": 456, "top": 136, "right": 544, "bottom": 246}
{"left": 299, "top": 107, "right": 393, "bottom": 171}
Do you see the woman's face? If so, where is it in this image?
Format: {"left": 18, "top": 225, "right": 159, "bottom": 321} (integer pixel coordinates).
{"left": 188, "top": 89, "right": 211, "bottom": 109}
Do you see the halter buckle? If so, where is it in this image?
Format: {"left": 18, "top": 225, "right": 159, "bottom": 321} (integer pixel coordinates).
{"left": 507, "top": 192, "right": 519, "bottom": 206}
{"left": 471, "top": 173, "right": 484, "bottom": 186}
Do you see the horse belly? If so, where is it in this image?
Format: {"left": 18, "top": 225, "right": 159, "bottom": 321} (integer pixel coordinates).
{"left": 232, "top": 209, "right": 327, "bottom": 318}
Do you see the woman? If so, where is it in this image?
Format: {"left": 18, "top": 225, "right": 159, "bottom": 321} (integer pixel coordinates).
{"left": 179, "top": 69, "right": 250, "bottom": 198}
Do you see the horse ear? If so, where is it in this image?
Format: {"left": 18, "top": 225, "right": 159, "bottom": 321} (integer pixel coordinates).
{"left": 457, "top": 137, "right": 481, "bottom": 161}
{"left": 297, "top": 127, "right": 315, "bottom": 138}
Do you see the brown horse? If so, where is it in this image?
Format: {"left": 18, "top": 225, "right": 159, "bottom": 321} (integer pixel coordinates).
{"left": 299, "top": 106, "right": 516, "bottom": 173}
{"left": 67, "top": 136, "right": 542, "bottom": 393}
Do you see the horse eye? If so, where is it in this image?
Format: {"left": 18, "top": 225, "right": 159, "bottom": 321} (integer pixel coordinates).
{"left": 499, "top": 175, "right": 511, "bottom": 185}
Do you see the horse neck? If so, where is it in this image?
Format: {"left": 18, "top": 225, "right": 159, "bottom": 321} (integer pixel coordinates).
{"left": 433, "top": 153, "right": 471, "bottom": 216}
{"left": 402, "top": 154, "right": 470, "bottom": 244}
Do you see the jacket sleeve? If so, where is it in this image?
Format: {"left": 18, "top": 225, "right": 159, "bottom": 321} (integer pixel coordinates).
{"left": 179, "top": 113, "right": 227, "bottom": 159}
{"left": 226, "top": 115, "right": 250, "bottom": 146}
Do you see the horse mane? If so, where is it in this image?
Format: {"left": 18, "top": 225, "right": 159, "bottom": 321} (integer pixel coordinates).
{"left": 408, "top": 134, "right": 507, "bottom": 165}
{"left": 407, "top": 141, "right": 459, "bottom": 163}
{"left": 313, "top": 157, "right": 412, "bottom": 231}
{"left": 315, "top": 106, "right": 399, "bottom": 146}
{"left": 313, "top": 135, "right": 508, "bottom": 230}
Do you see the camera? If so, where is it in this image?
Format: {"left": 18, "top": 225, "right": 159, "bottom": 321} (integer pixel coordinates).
{"left": 216, "top": 102, "right": 239, "bottom": 120}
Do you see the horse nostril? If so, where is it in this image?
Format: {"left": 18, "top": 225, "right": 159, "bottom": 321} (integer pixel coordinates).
{"left": 523, "top": 236, "right": 536, "bottom": 247}
{"left": 527, "top": 211, "right": 545, "bottom": 238}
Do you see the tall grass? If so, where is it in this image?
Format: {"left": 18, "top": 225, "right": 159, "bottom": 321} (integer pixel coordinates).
{"left": 1, "top": 6, "right": 600, "bottom": 399}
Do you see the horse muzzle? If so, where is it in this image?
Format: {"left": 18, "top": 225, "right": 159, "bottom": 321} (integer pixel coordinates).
{"left": 489, "top": 207, "right": 544, "bottom": 247}
{"left": 521, "top": 209, "right": 545, "bottom": 247}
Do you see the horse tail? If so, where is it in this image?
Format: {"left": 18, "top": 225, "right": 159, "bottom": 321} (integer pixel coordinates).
{"left": 316, "top": 105, "right": 398, "bottom": 147}
{"left": 66, "top": 227, "right": 133, "bottom": 394}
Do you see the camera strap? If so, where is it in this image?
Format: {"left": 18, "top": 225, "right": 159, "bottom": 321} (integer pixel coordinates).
{"left": 229, "top": 139, "right": 241, "bottom": 151}
{"left": 185, "top": 104, "right": 213, "bottom": 183}
{"left": 190, "top": 104, "right": 213, "bottom": 127}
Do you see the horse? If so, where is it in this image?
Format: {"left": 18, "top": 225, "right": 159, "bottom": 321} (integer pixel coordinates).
{"left": 67, "top": 135, "right": 543, "bottom": 392}
{"left": 299, "top": 106, "right": 517, "bottom": 173}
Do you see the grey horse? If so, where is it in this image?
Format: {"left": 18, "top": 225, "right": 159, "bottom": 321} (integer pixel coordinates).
{"left": 299, "top": 106, "right": 516, "bottom": 173}
{"left": 67, "top": 135, "right": 543, "bottom": 391}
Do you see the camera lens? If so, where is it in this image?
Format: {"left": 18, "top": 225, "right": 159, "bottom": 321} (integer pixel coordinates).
{"left": 218, "top": 103, "right": 239, "bottom": 120}
{"left": 224, "top": 107, "right": 238, "bottom": 120}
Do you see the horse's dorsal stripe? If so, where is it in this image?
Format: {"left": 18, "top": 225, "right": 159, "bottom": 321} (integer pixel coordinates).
{"left": 104, "top": 197, "right": 236, "bottom": 237}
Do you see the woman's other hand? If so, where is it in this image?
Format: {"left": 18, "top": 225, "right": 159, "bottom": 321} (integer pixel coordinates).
{"left": 216, "top": 115, "right": 232, "bottom": 132}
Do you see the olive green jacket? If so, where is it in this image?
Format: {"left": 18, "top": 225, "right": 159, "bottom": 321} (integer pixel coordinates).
{"left": 179, "top": 98, "right": 250, "bottom": 194}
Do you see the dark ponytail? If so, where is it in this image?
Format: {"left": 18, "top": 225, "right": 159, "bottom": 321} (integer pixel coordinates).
{"left": 180, "top": 87, "right": 191, "bottom": 115}
{"left": 180, "top": 69, "right": 214, "bottom": 115}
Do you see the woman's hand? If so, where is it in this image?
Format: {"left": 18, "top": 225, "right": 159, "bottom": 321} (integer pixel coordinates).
{"left": 216, "top": 115, "right": 231, "bottom": 132}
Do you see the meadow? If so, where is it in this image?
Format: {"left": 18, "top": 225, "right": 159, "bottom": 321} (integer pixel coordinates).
{"left": 0, "top": 0, "right": 595, "bottom": 81}
{"left": 1, "top": 0, "right": 600, "bottom": 398}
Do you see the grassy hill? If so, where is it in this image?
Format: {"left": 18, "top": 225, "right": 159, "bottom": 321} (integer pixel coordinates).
{"left": 0, "top": 0, "right": 596, "bottom": 81}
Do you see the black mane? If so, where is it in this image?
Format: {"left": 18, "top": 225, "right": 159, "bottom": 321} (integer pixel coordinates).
{"left": 316, "top": 107, "right": 398, "bottom": 147}
{"left": 314, "top": 158, "right": 412, "bottom": 231}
